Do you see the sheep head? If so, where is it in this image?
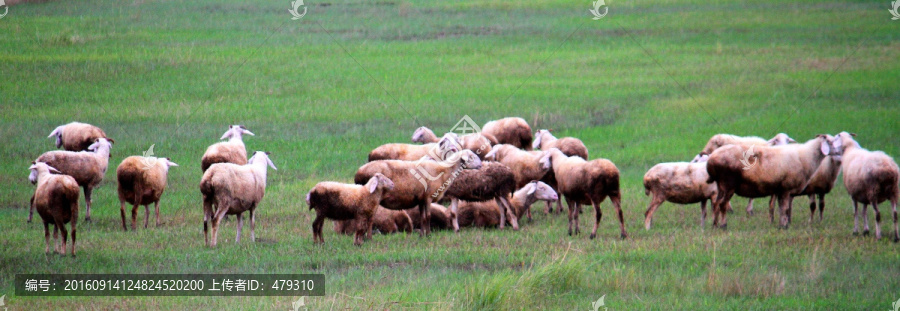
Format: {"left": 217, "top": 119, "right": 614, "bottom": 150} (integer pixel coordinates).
{"left": 538, "top": 150, "right": 553, "bottom": 170}
{"left": 87, "top": 138, "right": 114, "bottom": 156}
{"left": 532, "top": 129, "right": 553, "bottom": 149}
{"left": 411, "top": 127, "right": 434, "bottom": 143}
{"left": 249, "top": 151, "right": 277, "bottom": 170}
{"left": 528, "top": 181, "right": 559, "bottom": 201}
{"left": 365, "top": 173, "right": 394, "bottom": 193}
{"left": 768, "top": 133, "right": 796, "bottom": 146}
{"left": 221, "top": 125, "right": 255, "bottom": 140}
{"left": 28, "top": 162, "right": 61, "bottom": 184}
{"left": 690, "top": 153, "right": 709, "bottom": 163}
{"left": 48, "top": 126, "right": 64, "bottom": 148}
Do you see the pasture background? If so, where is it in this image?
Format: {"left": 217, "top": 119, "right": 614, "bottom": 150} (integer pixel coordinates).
{"left": 1, "top": 0, "right": 899, "bottom": 309}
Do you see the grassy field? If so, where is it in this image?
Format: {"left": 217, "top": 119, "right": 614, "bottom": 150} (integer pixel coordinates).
{"left": 1, "top": 0, "right": 899, "bottom": 309}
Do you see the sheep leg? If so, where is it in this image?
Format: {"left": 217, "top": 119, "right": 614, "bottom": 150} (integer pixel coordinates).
{"left": 131, "top": 204, "right": 140, "bottom": 230}
{"left": 119, "top": 200, "right": 128, "bottom": 231}
{"left": 83, "top": 187, "right": 93, "bottom": 222}
{"left": 746, "top": 198, "right": 754, "bottom": 216}
{"left": 778, "top": 194, "right": 791, "bottom": 229}
{"left": 235, "top": 213, "right": 243, "bottom": 243}
{"left": 311, "top": 214, "right": 325, "bottom": 244}
{"left": 497, "top": 199, "right": 507, "bottom": 230}
{"left": 203, "top": 198, "right": 212, "bottom": 246}
{"left": 574, "top": 203, "right": 582, "bottom": 235}
{"left": 862, "top": 204, "right": 870, "bottom": 236}
{"left": 713, "top": 183, "right": 734, "bottom": 229}
{"left": 642, "top": 194, "right": 665, "bottom": 230}
{"left": 418, "top": 201, "right": 431, "bottom": 237}
{"left": 891, "top": 198, "right": 899, "bottom": 242}
{"left": 526, "top": 202, "right": 533, "bottom": 222}
{"left": 808, "top": 194, "right": 816, "bottom": 224}
{"left": 818, "top": 193, "right": 825, "bottom": 222}
{"left": 768, "top": 195, "right": 777, "bottom": 224}
{"left": 589, "top": 198, "right": 603, "bottom": 239}
{"left": 70, "top": 205, "right": 77, "bottom": 257}
{"left": 545, "top": 201, "right": 553, "bottom": 215}
{"left": 566, "top": 199, "right": 577, "bottom": 236}
{"left": 872, "top": 202, "right": 882, "bottom": 240}
{"left": 613, "top": 195, "right": 626, "bottom": 239}
{"left": 249, "top": 208, "right": 256, "bottom": 242}
{"left": 43, "top": 222, "right": 51, "bottom": 254}
{"left": 556, "top": 199, "right": 564, "bottom": 214}
{"left": 144, "top": 204, "right": 151, "bottom": 229}
{"left": 155, "top": 201, "right": 161, "bottom": 227}
{"left": 852, "top": 200, "right": 860, "bottom": 235}
{"left": 451, "top": 198, "right": 461, "bottom": 233}
{"left": 700, "top": 200, "right": 708, "bottom": 228}
{"left": 498, "top": 196, "right": 519, "bottom": 230}
{"left": 210, "top": 206, "right": 229, "bottom": 247}
{"left": 52, "top": 224, "right": 60, "bottom": 253}
{"left": 57, "top": 219, "right": 68, "bottom": 256}
{"left": 28, "top": 194, "right": 35, "bottom": 223}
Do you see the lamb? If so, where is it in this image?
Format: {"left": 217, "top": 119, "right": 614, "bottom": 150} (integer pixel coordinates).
{"left": 411, "top": 127, "right": 494, "bottom": 159}
{"left": 29, "top": 162, "right": 80, "bottom": 256}
{"left": 833, "top": 132, "right": 899, "bottom": 241}
{"left": 404, "top": 204, "right": 454, "bottom": 231}
{"left": 456, "top": 181, "right": 559, "bottom": 228}
{"left": 546, "top": 148, "right": 626, "bottom": 239}
{"left": 307, "top": 173, "right": 395, "bottom": 245}
{"left": 333, "top": 206, "right": 414, "bottom": 235}
{"left": 48, "top": 122, "right": 110, "bottom": 151}
{"left": 706, "top": 135, "right": 840, "bottom": 229}
{"left": 436, "top": 161, "right": 519, "bottom": 231}
{"left": 354, "top": 147, "right": 483, "bottom": 236}
{"left": 33, "top": 138, "right": 113, "bottom": 222}
{"left": 481, "top": 117, "right": 533, "bottom": 150}
{"left": 643, "top": 156, "right": 720, "bottom": 230}
{"left": 201, "top": 151, "right": 276, "bottom": 247}
{"left": 116, "top": 156, "right": 179, "bottom": 231}
{"left": 200, "top": 125, "right": 254, "bottom": 172}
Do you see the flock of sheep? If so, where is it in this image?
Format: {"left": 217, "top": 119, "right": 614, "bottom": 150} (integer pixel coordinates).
{"left": 26, "top": 117, "right": 900, "bottom": 255}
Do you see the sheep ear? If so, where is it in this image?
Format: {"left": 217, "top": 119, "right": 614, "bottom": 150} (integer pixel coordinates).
{"left": 106, "top": 138, "right": 115, "bottom": 144}
{"left": 527, "top": 182, "right": 537, "bottom": 195}
{"left": 220, "top": 130, "right": 232, "bottom": 140}
{"left": 48, "top": 126, "right": 62, "bottom": 138}
{"left": 832, "top": 135, "right": 843, "bottom": 150}
{"left": 242, "top": 129, "right": 255, "bottom": 136}
{"left": 266, "top": 157, "right": 277, "bottom": 170}
{"left": 484, "top": 148, "right": 499, "bottom": 160}
{"left": 850, "top": 132, "right": 857, "bottom": 137}
{"left": 48, "top": 166, "right": 62, "bottom": 174}
{"left": 166, "top": 158, "right": 179, "bottom": 167}
{"left": 820, "top": 138, "right": 831, "bottom": 156}
{"left": 366, "top": 177, "right": 379, "bottom": 193}
{"left": 539, "top": 151, "right": 552, "bottom": 169}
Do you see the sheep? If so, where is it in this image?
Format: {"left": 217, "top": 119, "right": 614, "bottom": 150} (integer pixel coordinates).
{"left": 457, "top": 181, "right": 559, "bottom": 228}
{"left": 34, "top": 138, "right": 113, "bottom": 223}
{"left": 411, "top": 126, "right": 494, "bottom": 159}
{"left": 789, "top": 137, "right": 842, "bottom": 223}
{"left": 833, "top": 132, "right": 899, "bottom": 241}
{"left": 706, "top": 135, "right": 840, "bottom": 229}
{"left": 307, "top": 173, "right": 395, "bottom": 245}
{"left": 531, "top": 129, "right": 589, "bottom": 214}
{"left": 404, "top": 204, "right": 454, "bottom": 231}
{"left": 333, "top": 206, "right": 414, "bottom": 235}
{"left": 700, "top": 133, "right": 796, "bottom": 215}
{"left": 368, "top": 143, "right": 438, "bottom": 162}
{"left": 643, "top": 157, "right": 720, "bottom": 230}
{"left": 29, "top": 162, "right": 80, "bottom": 256}
{"left": 545, "top": 148, "right": 625, "bottom": 239}
{"left": 200, "top": 125, "right": 254, "bottom": 172}
{"left": 484, "top": 144, "right": 552, "bottom": 190}
{"left": 354, "top": 147, "right": 483, "bottom": 236}
{"left": 482, "top": 117, "right": 533, "bottom": 150}
{"left": 48, "top": 122, "right": 109, "bottom": 151}
{"left": 201, "top": 151, "right": 276, "bottom": 247}
{"left": 436, "top": 161, "right": 519, "bottom": 231}
{"left": 116, "top": 156, "right": 179, "bottom": 231}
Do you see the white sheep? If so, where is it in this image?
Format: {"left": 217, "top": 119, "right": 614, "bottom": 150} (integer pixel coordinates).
{"left": 29, "top": 162, "right": 80, "bottom": 256}
{"left": 482, "top": 117, "right": 533, "bottom": 150}
{"left": 643, "top": 156, "right": 720, "bottom": 230}
{"left": 200, "top": 151, "right": 276, "bottom": 247}
{"left": 706, "top": 135, "right": 839, "bottom": 229}
{"left": 33, "top": 138, "right": 113, "bottom": 223}
{"left": 834, "top": 132, "right": 899, "bottom": 241}
{"left": 116, "top": 156, "right": 179, "bottom": 231}
{"left": 201, "top": 125, "right": 254, "bottom": 172}
{"left": 307, "top": 173, "right": 395, "bottom": 245}
{"left": 48, "top": 122, "right": 110, "bottom": 151}
{"left": 456, "top": 181, "right": 559, "bottom": 228}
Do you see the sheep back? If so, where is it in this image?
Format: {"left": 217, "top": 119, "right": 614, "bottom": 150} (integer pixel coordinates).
{"left": 842, "top": 149, "right": 900, "bottom": 205}
{"left": 36, "top": 151, "right": 106, "bottom": 188}
{"left": 643, "top": 162, "right": 714, "bottom": 204}
{"left": 367, "top": 143, "right": 434, "bottom": 162}
{"left": 307, "top": 182, "right": 377, "bottom": 221}
{"left": 200, "top": 163, "right": 266, "bottom": 213}
{"left": 201, "top": 142, "right": 247, "bottom": 172}
{"left": 117, "top": 156, "right": 169, "bottom": 206}
{"left": 482, "top": 117, "right": 533, "bottom": 150}
{"left": 34, "top": 174, "right": 80, "bottom": 224}
{"left": 58, "top": 122, "right": 108, "bottom": 151}
{"left": 443, "top": 162, "right": 515, "bottom": 202}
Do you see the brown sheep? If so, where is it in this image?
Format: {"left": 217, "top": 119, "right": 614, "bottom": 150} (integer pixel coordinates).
{"left": 546, "top": 148, "right": 625, "bottom": 239}
{"left": 201, "top": 125, "right": 254, "bottom": 172}
{"left": 307, "top": 173, "right": 395, "bottom": 245}
{"left": 834, "top": 132, "right": 899, "bottom": 241}
{"left": 482, "top": 117, "right": 533, "bottom": 150}
{"left": 48, "top": 122, "right": 110, "bottom": 151}
{"left": 404, "top": 204, "right": 454, "bottom": 231}
{"left": 437, "top": 161, "right": 518, "bottom": 231}
{"left": 333, "top": 206, "right": 414, "bottom": 235}
{"left": 34, "top": 138, "right": 113, "bottom": 222}
{"left": 411, "top": 127, "right": 494, "bottom": 159}
{"left": 484, "top": 144, "right": 552, "bottom": 189}
{"left": 29, "top": 162, "right": 80, "bottom": 256}
{"left": 457, "top": 181, "right": 559, "bottom": 228}
{"left": 355, "top": 148, "right": 483, "bottom": 236}
{"left": 116, "top": 156, "right": 179, "bottom": 231}
{"left": 532, "top": 129, "right": 589, "bottom": 215}
{"left": 367, "top": 143, "right": 438, "bottom": 162}
{"left": 706, "top": 135, "right": 839, "bottom": 229}
{"left": 201, "top": 151, "right": 276, "bottom": 247}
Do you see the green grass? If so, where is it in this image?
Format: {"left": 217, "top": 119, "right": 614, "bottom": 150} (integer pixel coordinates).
{"left": 2, "top": 0, "right": 899, "bottom": 309}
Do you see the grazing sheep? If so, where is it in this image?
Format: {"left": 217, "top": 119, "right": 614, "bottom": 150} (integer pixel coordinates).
{"left": 116, "top": 156, "right": 179, "bottom": 231}
{"left": 411, "top": 127, "right": 494, "bottom": 159}
{"left": 34, "top": 138, "right": 113, "bottom": 222}
{"left": 700, "top": 133, "right": 795, "bottom": 215}
{"left": 482, "top": 117, "right": 533, "bottom": 150}
{"left": 457, "top": 181, "right": 559, "bottom": 228}
{"left": 201, "top": 151, "right": 276, "bottom": 247}
{"left": 48, "top": 122, "right": 109, "bottom": 151}
{"left": 834, "top": 132, "right": 899, "bottom": 241}
{"left": 532, "top": 129, "right": 589, "bottom": 214}
{"left": 404, "top": 204, "right": 454, "bottom": 231}
{"left": 546, "top": 148, "right": 626, "bottom": 239}
{"left": 200, "top": 125, "right": 254, "bottom": 172}
{"left": 307, "top": 173, "right": 395, "bottom": 245}
{"left": 354, "top": 148, "right": 483, "bottom": 236}
{"left": 29, "top": 162, "right": 80, "bottom": 256}
{"left": 333, "top": 206, "right": 414, "bottom": 235}
{"left": 707, "top": 135, "right": 839, "bottom": 229}
{"left": 437, "top": 161, "right": 519, "bottom": 231}
{"left": 643, "top": 157, "right": 721, "bottom": 230}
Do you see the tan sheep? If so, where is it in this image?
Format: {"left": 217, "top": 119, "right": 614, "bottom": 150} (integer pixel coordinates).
{"left": 482, "top": 117, "right": 533, "bottom": 150}
{"left": 116, "top": 156, "right": 179, "bottom": 231}
{"left": 484, "top": 144, "right": 552, "bottom": 189}
{"left": 411, "top": 127, "right": 494, "bottom": 159}
{"left": 201, "top": 151, "right": 276, "bottom": 247}
{"left": 546, "top": 148, "right": 626, "bottom": 239}
{"left": 34, "top": 138, "right": 113, "bottom": 222}
{"left": 706, "top": 135, "right": 839, "bottom": 229}
{"left": 200, "top": 125, "right": 254, "bottom": 172}
{"left": 643, "top": 158, "right": 721, "bottom": 230}
{"left": 307, "top": 173, "right": 395, "bottom": 245}
{"left": 368, "top": 143, "right": 438, "bottom": 162}
{"left": 784, "top": 137, "right": 842, "bottom": 223}
{"left": 333, "top": 206, "right": 414, "bottom": 235}
{"left": 404, "top": 204, "right": 454, "bottom": 231}
{"left": 833, "top": 132, "right": 899, "bottom": 241}
{"left": 532, "top": 129, "right": 589, "bottom": 214}
{"left": 29, "top": 162, "right": 80, "bottom": 256}
{"left": 48, "top": 122, "right": 110, "bottom": 151}
{"left": 457, "top": 181, "right": 558, "bottom": 228}
{"left": 354, "top": 148, "right": 483, "bottom": 236}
